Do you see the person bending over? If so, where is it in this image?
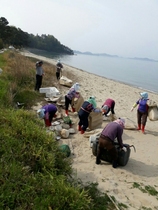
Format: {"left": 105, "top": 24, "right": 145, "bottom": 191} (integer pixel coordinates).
{"left": 102, "top": 98, "right": 115, "bottom": 116}
{"left": 78, "top": 96, "right": 101, "bottom": 134}
{"left": 37, "top": 104, "right": 57, "bottom": 127}
{"left": 96, "top": 118, "right": 126, "bottom": 168}
{"left": 65, "top": 83, "right": 80, "bottom": 115}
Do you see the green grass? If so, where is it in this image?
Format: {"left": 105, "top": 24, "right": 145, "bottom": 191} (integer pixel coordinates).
{"left": 133, "top": 182, "right": 158, "bottom": 197}
{"left": 0, "top": 108, "right": 92, "bottom": 209}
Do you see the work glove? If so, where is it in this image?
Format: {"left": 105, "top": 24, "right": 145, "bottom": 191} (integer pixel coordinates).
{"left": 122, "top": 147, "right": 127, "bottom": 152}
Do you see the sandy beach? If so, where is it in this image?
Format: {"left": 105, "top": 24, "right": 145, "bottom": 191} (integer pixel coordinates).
{"left": 23, "top": 52, "right": 158, "bottom": 209}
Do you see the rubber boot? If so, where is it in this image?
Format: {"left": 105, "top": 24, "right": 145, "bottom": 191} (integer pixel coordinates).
{"left": 96, "top": 156, "right": 101, "bottom": 165}
{"left": 71, "top": 107, "right": 75, "bottom": 112}
{"left": 142, "top": 125, "right": 145, "bottom": 134}
{"left": 78, "top": 125, "right": 82, "bottom": 131}
{"left": 80, "top": 130, "right": 85, "bottom": 134}
{"left": 112, "top": 160, "right": 119, "bottom": 168}
{"left": 137, "top": 124, "right": 141, "bottom": 130}
{"left": 65, "top": 110, "right": 68, "bottom": 115}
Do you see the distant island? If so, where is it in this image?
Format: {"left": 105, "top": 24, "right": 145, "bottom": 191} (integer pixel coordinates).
{"left": 73, "top": 50, "right": 158, "bottom": 62}
{"left": 73, "top": 50, "right": 118, "bottom": 58}
{"left": 128, "top": 57, "right": 158, "bottom": 62}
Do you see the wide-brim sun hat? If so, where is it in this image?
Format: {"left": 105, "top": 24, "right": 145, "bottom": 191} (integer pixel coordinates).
{"left": 140, "top": 92, "right": 148, "bottom": 99}
{"left": 37, "top": 109, "right": 45, "bottom": 119}
{"left": 102, "top": 105, "right": 108, "bottom": 112}
{"left": 72, "top": 83, "right": 80, "bottom": 92}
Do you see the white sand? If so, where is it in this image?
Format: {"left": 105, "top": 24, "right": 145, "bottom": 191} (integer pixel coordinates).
{"left": 23, "top": 51, "right": 158, "bottom": 209}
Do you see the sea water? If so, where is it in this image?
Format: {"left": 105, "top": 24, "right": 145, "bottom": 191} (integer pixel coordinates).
{"left": 28, "top": 49, "right": 158, "bottom": 93}
{"left": 59, "top": 54, "right": 158, "bottom": 94}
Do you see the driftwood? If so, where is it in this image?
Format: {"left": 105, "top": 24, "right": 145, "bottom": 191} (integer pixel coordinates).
{"left": 107, "top": 194, "right": 120, "bottom": 210}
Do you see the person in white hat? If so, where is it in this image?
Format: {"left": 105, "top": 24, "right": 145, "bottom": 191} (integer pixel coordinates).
{"left": 65, "top": 83, "right": 80, "bottom": 115}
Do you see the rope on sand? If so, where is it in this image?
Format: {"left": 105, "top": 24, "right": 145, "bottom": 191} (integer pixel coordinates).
{"left": 107, "top": 194, "right": 120, "bottom": 210}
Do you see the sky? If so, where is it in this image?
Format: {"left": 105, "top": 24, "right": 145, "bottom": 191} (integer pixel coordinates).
{"left": 1, "top": 0, "right": 158, "bottom": 59}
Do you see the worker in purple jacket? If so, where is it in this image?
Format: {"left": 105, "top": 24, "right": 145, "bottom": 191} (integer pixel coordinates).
{"left": 96, "top": 118, "right": 127, "bottom": 168}
{"left": 37, "top": 104, "right": 57, "bottom": 127}
{"left": 131, "top": 92, "right": 149, "bottom": 134}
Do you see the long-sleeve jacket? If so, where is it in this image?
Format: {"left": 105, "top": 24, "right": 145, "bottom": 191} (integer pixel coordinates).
{"left": 66, "top": 88, "right": 79, "bottom": 100}
{"left": 103, "top": 98, "right": 115, "bottom": 108}
{"left": 36, "top": 65, "right": 44, "bottom": 76}
{"left": 101, "top": 122, "right": 124, "bottom": 148}
{"left": 78, "top": 101, "right": 100, "bottom": 117}
{"left": 56, "top": 63, "right": 63, "bottom": 73}
{"left": 42, "top": 104, "right": 57, "bottom": 113}
{"left": 42, "top": 104, "right": 57, "bottom": 121}
{"left": 136, "top": 99, "right": 149, "bottom": 113}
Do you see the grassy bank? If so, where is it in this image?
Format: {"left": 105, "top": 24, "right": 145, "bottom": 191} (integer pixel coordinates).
{"left": 0, "top": 51, "right": 122, "bottom": 209}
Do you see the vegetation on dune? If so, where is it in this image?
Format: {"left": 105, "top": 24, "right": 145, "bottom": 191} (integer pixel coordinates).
{"left": 0, "top": 51, "right": 120, "bottom": 209}
{"left": 0, "top": 17, "right": 74, "bottom": 55}
{"left": 133, "top": 182, "right": 158, "bottom": 197}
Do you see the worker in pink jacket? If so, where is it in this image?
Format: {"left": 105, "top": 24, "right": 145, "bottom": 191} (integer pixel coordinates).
{"left": 102, "top": 98, "right": 115, "bottom": 117}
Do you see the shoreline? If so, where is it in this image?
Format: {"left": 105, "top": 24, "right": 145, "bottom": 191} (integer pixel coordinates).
{"left": 63, "top": 62, "right": 158, "bottom": 95}
{"left": 22, "top": 50, "right": 158, "bottom": 95}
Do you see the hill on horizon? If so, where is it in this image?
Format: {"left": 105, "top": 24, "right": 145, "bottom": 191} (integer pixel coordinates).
{"left": 73, "top": 50, "right": 158, "bottom": 62}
